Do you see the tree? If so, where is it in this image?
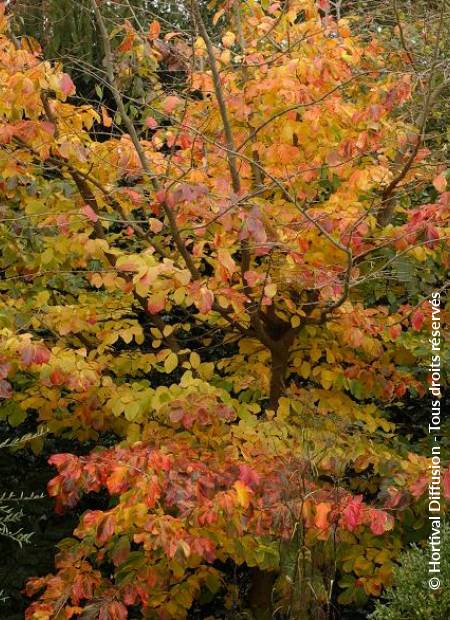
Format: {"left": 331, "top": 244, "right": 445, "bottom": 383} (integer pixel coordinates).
{"left": 7, "top": 0, "right": 212, "bottom": 96}
{"left": 0, "top": 0, "right": 448, "bottom": 618}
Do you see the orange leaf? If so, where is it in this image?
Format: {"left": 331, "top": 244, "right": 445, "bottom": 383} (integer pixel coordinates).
{"left": 101, "top": 105, "right": 112, "bottom": 128}
{"left": 433, "top": 171, "right": 447, "bottom": 193}
{"left": 314, "top": 502, "right": 332, "bottom": 529}
{"left": 148, "top": 20, "right": 161, "bottom": 41}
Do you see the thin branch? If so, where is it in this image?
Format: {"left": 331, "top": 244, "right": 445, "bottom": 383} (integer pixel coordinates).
{"left": 190, "top": 0, "right": 241, "bottom": 194}
{"left": 377, "top": 0, "right": 447, "bottom": 225}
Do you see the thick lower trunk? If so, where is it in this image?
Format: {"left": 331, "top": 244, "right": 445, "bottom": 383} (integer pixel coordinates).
{"left": 268, "top": 346, "right": 290, "bottom": 411}
{"left": 248, "top": 568, "right": 276, "bottom": 620}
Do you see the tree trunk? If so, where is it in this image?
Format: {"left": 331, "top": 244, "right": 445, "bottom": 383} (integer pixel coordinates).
{"left": 248, "top": 568, "right": 276, "bottom": 620}
{"left": 268, "top": 344, "right": 291, "bottom": 411}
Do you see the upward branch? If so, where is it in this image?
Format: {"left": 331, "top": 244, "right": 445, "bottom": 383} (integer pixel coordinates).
{"left": 89, "top": 0, "right": 200, "bottom": 280}
{"left": 377, "top": 0, "right": 447, "bottom": 226}
{"left": 89, "top": 0, "right": 247, "bottom": 336}
{"left": 190, "top": 0, "right": 241, "bottom": 195}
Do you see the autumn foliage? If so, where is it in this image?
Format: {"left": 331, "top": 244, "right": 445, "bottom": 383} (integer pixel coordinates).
{"left": 0, "top": 0, "right": 449, "bottom": 617}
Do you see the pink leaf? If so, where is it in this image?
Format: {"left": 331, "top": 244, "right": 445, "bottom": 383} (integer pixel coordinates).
{"left": 56, "top": 214, "right": 69, "bottom": 236}
{"left": 147, "top": 294, "right": 165, "bottom": 314}
{"left": 59, "top": 73, "right": 75, "bottom": 97}
{"left": 82, "top": 204, "right": 99, "bottom": 223}
{"left": 317, "top": 0, "right": 330, "bottom": 11}
{"left": 119, "top": 188, "right": 143, "bottom": 205}
{"left": 244, "top": 270, "right": 262, "bottom": 287}
{"left": 426, "top": 224, "right": 440, "bottom": 246}
{"left": 145, "top": 116, "right": 158, "bottom": 129}
{"left": 0, "top": 124, "right": 16, "bottom": 144}
{"left": 368, "top": 509, "right": 394, "bottom": 535}
{"left": 195, "top": 287, "right": 214, "bottom": 314}
{"left": 163, "top": 95, "right": 182, "bottom": 114}
{"left": 0, "top": 379, "right": 12, "bottom": 399}
{"left": 0, "top": 362, "right": 11, "bottom": 380}
{"left": 342, "top": 495, "right": 363, "bottom": 531}
{"left": 148, "top": 218, "right": 163, "bottom": 233}
{"left": 238, "top": 464, "right": 261, "bottom": 488}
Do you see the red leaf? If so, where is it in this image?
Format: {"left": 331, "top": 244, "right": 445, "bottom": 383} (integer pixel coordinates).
{"left": 443, "top": 467, "right": 450, "bottom": 500}
{"left": 411, "top": 309, "right": 424, "bottom": 331}
{"left": 99, "top": 601, "right": 127, "bottom": 620}
{"left": 50, "top": 369, "right": 65, "bottom": 385}
{"left": 48, "top": 453, "right": 74, "bottom": 469}
{"left": 20, "top": 343, "right": 51, "bottom": 366}
{"left": 389, "top": 324, "right": 402, "bottom": 340}
{"left": 96, "top": 513, "right": 115, "bottom": 544}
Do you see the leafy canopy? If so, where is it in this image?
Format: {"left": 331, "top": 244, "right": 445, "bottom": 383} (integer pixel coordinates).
{"left": 0, "top": 0, "right": 448, "bottom": 618}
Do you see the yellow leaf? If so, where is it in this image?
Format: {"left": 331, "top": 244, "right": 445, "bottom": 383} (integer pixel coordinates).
{"left": 234, "top": 481, "right": 251, "bottom": 508}
{"left": 164, "top": 352, "right": 178, "bottom": 373}
{"left": 310, "top": 348, "right": 321, "bottom": 362}
{"left": 220, "top": 49, "right": 231, "bottom": 64}
{"left": 264, "top": 283, "right": 277, "bottom": 298}
{"left": 41, "top": 248, "right": 54, "bottom": 264}
{"left": 354, "top": 556, "right": 373, "bottom": 577}
{"left": 300, "top": 361, "right": 311, "bottom": 379}
{"left": 189, "top": 352, "right": 201, "bottom": 369}
{"left": 291, "top": 315, "right": 301, "bottom": 328}
{"left": 199, "top": 361, "right": 214, "bottom": 380}
{"left": 173, "top": 288, "right": 185, "bottom": 305}
{"left": 35, "top": 291, "right": 50, "bottom": 306}
{"left": 124, "top": 401, "right": 140, "bottom": 421}
{"left": 321, "top": 368, "right": 336, "bottom": 389}
{"left": 163, "top": 325, "right": 174, "bottom": 337}
{"left": 222, "top": 31, "right": 236, "bottom": 49}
